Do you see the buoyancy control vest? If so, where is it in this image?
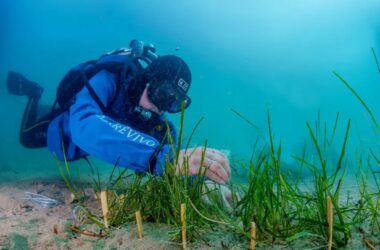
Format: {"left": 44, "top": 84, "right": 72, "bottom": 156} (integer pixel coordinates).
{"left": 51, "top": 40, "right": 158, "bottom": 117}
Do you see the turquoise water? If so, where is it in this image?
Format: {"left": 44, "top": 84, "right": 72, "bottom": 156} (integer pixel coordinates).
{"left": 0, "top": 0, "right": 379, "bottom": 182}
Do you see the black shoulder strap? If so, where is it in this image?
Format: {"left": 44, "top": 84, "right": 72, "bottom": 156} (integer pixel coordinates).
{"left": 107, "top": 59, "right": 134, "bottom": 109}
{"left": 81, "top": 69, "right": 107, "bottom": 114}
{"left": 85, "top": 54, "right": 138, "bottom": 113}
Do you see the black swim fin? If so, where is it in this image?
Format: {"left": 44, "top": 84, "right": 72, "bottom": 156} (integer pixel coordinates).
{"left": 6, "top": 71, "right": 43, "bottom": 99}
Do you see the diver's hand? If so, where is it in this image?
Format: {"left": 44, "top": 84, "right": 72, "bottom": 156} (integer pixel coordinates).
{"left": 177, "top": 147, "right": 230, "bottom": 184}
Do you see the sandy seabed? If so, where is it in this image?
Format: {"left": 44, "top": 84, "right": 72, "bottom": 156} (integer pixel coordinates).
{"left": 0, "top": 179, "right": 242, "bottom": 250}
{"left": 0, "top": 178, "right": 379, "bottom": 250}
{"left": 0, "top": 179, "right": 179, "bottom": 250}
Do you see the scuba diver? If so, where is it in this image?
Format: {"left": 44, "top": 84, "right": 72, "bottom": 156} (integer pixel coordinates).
{"left": 6, "top": 40, "right": 230, "bottom": 184}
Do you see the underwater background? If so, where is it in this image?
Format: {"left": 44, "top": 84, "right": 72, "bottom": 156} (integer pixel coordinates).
{"left": 0, "top": 0, "right": 379, "bottom": 182}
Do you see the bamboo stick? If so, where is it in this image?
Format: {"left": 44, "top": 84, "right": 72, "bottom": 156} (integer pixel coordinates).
{"left": 135, "top": 210, "right": 143, "bottom": 239}
{"left": 250, "top": 221, "right": 256, "bottom": 250}
{"left": 363, "top": 236, "right": 377, "bottom": 250}
{"left": 100, "top": 190, "right": 109, "bottom": 229}
{"left": 327, "top": 196, "right": 333, "bottom": 250}
{"left": 67, "top": 226, "right": 104, "bottom": 238}
{"left": 181, "top": 203, "right": 187, "bottom": 250}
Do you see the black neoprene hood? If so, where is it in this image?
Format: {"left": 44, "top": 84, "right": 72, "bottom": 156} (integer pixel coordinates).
{"left": 144, "top": 55, "right": 192, "bottom": 95}
{"left": 144, "top": 55, "right": 192, "bottom": 112}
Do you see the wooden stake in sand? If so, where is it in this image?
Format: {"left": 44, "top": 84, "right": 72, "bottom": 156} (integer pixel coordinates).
{"left": 250, "top": 221, "right": 256, "bottom": 250}
{"left": 327, "top": 196, "right": 333, "bottom": 250}
{"left": 67, "top": 226, "right": 105, "bottom": 238}
{"left": 100, "top": 190, "right": 109, "bottom": 229}
{"left": 135, "top": 210, "right": 143, "bottom": 239}
{"left": 181, "top": 203, "right": 187, "bottom": 250}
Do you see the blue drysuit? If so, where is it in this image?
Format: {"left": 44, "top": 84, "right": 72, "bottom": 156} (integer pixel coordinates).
{"left": 46, "top": 55, "right": 175, "bottom": 175}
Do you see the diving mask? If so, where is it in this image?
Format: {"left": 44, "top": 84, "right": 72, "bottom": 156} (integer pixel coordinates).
{"left": 147, "top": 78, "right": 191, "bottom": 113}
